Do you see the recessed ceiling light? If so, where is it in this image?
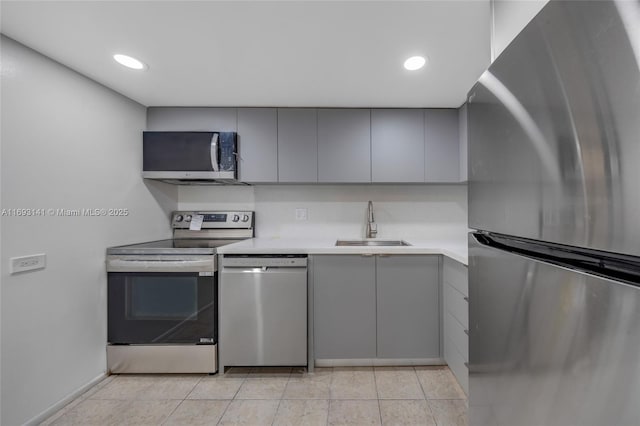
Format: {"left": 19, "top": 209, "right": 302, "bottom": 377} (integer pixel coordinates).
{"left": 113, "top": 54, "right": 147, "bottom": 70}
{"left": 404, "top": 56, "right": 427, "bottom": 71}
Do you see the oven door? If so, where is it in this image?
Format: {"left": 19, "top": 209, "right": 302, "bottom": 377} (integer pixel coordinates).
{"left": 107, "top": 255, "right": 216, "bottom": 345}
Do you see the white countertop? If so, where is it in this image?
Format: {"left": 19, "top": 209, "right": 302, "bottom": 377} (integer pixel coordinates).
{"left": 217, "top": 237, "right": 468, "bottom": 265}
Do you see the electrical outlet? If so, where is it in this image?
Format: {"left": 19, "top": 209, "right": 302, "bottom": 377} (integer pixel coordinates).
{"left": 295, "top": 208, "right": 308, "bottom": 221}
{"left": 10, "top": 254, "right": 46, "bottom": 274}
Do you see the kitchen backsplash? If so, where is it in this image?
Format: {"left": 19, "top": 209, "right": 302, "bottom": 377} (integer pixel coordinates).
{"left": 178, "top": 184, "right": 467, "bottom": 242}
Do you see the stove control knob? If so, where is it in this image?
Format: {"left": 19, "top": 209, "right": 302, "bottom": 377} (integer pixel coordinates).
{"left": 232, "top": 214, "right": 240, "bottom": 222}
{"left": 242, "top": 214, "right": 250, "bottom": 222}
{"left": 185, "top": 214, "right": 192, "bottom": 222}
{"left": 175, "top": 215, "right": 183, "bottom": 222}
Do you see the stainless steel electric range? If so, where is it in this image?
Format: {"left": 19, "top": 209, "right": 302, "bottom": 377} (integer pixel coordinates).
{"left": 105, "top": 211, "right": 254, "bottom": 374}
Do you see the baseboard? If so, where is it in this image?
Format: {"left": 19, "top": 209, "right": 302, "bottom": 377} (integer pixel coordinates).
{"left": 314, "top": 358, "right": 446, "bottom": 367}
{"left": 24, "top": 372, "right": 107, "bottom": 426}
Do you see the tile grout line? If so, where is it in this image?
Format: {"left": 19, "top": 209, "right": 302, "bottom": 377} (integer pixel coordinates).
{"left": 215, "top": 369, "right": 249, "bottom": 426}
{"left": 269, "top": 369, "right": 293, "bottom": 426}
{"left": 425, "top": 398, "right": 440, "bottom": 426}
{"left": 160, "top": 399, "right": 185, "bottom": 426}
{"left": 161, "top": 375, "right": 206, "bottom": 425}
{"left": 372, "top": 367, "right": 383, "bottom": 425}
{"left": 326, "top": 367, "right": 335, "bottom": 426}
{"left": 181, "top": 374, "right": 205, "bottom": 400}
{"left": 414, "top": 366, "right": 430, "bottom": 400}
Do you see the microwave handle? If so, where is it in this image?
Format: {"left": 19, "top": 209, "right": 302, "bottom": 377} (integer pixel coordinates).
{"left": 210, "top": 133, "right": 219, "bottom": 172}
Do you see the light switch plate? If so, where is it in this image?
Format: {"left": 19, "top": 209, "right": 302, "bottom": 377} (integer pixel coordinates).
{"left": 10, "top": 254, "right": 46, "bottom": 274}
{"left": 295, "top": 208, "right": 308, "bottom": 221}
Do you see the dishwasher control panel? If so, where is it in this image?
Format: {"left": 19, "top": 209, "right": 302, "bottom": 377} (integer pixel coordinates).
{"left": 222, "top": 255, "right": 307, "bottom": 268}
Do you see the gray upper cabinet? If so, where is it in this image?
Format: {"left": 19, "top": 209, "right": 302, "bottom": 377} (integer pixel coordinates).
{"left": 277, "top": 109, "right": 318, "bottom": 183}
{"left": 317, "top": 109, "right": 371, "bottom": 183}
{"left": 459, "top": 104, "right": 468, "bottom": 182}
{"left": 146, "top": 107, "right": 237, "bottom": 131}
{"left": 146, "top": 107, "right": 463, "bottom": 185}
{"left": 376, "top": 255, "right": 440, "bottom": 358}
{"left": 314, "top": 255, "right": 377, "bottom": 359}
{"left": 424, "top": 109, "right": 460, "bottom": 182}
{"left": 237, "top": 108, "right": 278, "bottom": 183}
{"left": 371, "top": 109, "right": 425, "bottom": 182}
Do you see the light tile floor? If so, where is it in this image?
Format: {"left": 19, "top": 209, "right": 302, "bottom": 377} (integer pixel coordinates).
{"left": 42, "top": 366, "right": 467, "bottom": 426}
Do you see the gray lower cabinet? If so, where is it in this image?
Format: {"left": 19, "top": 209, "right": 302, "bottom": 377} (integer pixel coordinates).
{"left": 317, "top": 109, "right": 371, "bottom": 183}
{"left": 371, "top": 109, "right": 425, "bottom": 182}
{"left": 442, "top": 256, "right": 469, "bottom": 394}
{"left": 313, "top": 254, "right": 440, "bottom": 361}
{"left": 313, "top": 255, "right": 377, "bottom": 359}
{"left": 237, "top": 108, "right": 278, "bottom": 182}
{"left": 424, "top": 109, "right": 460, "bottom": 182}
{"left": 277, "top": 108, "right": 318, "bottom": 182}
{"left": 376, "top": 255, "right": 440, "bottom": 358}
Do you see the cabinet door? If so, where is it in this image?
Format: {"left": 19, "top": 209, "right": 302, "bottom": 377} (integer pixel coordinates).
{"left": 147, "top": 107, "right": 237, "bottom": 131}
{"left": 317, "top": 109, "right": 371, "bottom": 182}
{"left": 458, "top": 104, "right": 468, "bottom": 182}
{"left": 371, "top": 109, "right": 425, "bottom": 182}
{"left": 237, "top": 108, "right": 278, "bottom": 182}
{"left": 376, "top": 255, "right": 440, "bottom": 358}
{"left": 424, "top": 109, "right": 460, "bottom": 182}
{"left": 278, "top": 108, "right": 318, "bottom": 182}
{"left": 314, "top": 255, "right": 376, "bottom": 359}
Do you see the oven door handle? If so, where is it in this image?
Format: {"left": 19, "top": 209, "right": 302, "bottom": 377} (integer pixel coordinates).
{"left": 106, "top": 258, "right": 215, "bottom": 273}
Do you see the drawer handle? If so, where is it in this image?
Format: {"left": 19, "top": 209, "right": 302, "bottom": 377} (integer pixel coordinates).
{"left": 463, "top": 296, "right": 469, "bottom": 302}
{"left": 464, "top": 362, "right": 469, "bottom": 368}
{"left": 464, "top": 329, "right": 469, "bottom": 336}
{"left": 361, "top": 254, "right": 374, "bottom": 257}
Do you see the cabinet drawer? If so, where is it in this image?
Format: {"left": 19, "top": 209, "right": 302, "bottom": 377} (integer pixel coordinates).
{"left": 444, "top": 335, "right": 468, "bottom": 395}
{"left": 444, "top": 312, "right": 468, "bottom": 363}
{"left": 443, "top": 257, "right": 468, "bottom": 297}
{"left": 444, "top": 283, "right": 468, "bottom": 328}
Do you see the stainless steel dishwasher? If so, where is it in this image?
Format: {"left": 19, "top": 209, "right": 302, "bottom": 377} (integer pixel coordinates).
{"left": 220, "top": 254, "right": 307, "bottom": 372}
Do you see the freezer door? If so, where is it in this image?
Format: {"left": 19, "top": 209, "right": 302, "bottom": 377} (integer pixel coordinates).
{"left": 469, "top": 233, "right": 640, "bottom": 426}
{"left": 467, "top": 0, "right": 640, "bottom": 257}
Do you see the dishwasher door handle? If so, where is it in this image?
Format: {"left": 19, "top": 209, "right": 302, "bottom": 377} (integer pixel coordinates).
{"left": 222, "top": 266, "right": 307, "bottom": 273}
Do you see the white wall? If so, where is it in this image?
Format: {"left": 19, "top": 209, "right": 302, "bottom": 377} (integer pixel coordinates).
{"left": 179, "top": 184, "right": 468, "bottom": 243}
{"left": 492, "top": 0, "right": 549, "bottom": 60}
{"left": 0, "top": 36, "right": 177, "bottom": 425}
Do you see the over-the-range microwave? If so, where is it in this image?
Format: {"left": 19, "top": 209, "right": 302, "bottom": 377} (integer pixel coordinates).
{"left": 143, "top": 131, "right": 239, "bottom": 184}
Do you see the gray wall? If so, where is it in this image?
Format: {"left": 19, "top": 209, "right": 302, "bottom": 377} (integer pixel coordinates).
{"left": 0, "top": 36, "right": 176, "bottom": 425}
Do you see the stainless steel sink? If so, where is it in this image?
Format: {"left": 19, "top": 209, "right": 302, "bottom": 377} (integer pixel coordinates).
{"left": 335, "top": 240, "right": 411, "bottom": 247}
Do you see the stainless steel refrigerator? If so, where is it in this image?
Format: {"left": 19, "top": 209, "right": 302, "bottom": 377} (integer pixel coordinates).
{"left": 467, "top": 1, "right": 640, "bottom": 425}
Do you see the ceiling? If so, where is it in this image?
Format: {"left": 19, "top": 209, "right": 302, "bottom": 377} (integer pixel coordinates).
{"left": 1, "top": 1, "right": 491, "bottom": 108}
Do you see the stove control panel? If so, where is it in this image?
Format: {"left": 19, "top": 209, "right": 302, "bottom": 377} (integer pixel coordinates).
{"left": 172, "top": 211, "right": 254, "bottom": 229}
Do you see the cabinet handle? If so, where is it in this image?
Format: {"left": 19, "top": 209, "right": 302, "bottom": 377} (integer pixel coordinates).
{"left": 464, "top": 362, "right": 469, "bottom": 368}
{"left": 463, "top": 296, "right": 469, "bottom": 302}
{"left": 464, "top": 329, "right": 469, "bottom": 336}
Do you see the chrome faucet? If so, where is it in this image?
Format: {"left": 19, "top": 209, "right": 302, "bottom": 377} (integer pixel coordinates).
{"left": 366, "top": 200, "right": 377, "bottom": 238}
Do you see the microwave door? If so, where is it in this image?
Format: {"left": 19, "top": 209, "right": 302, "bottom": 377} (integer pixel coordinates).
{"left": 143, "top": 131, "right": 215, "bottom": 172}
{"left": 142, "top": 131, "right": 238, "bottom": 181}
